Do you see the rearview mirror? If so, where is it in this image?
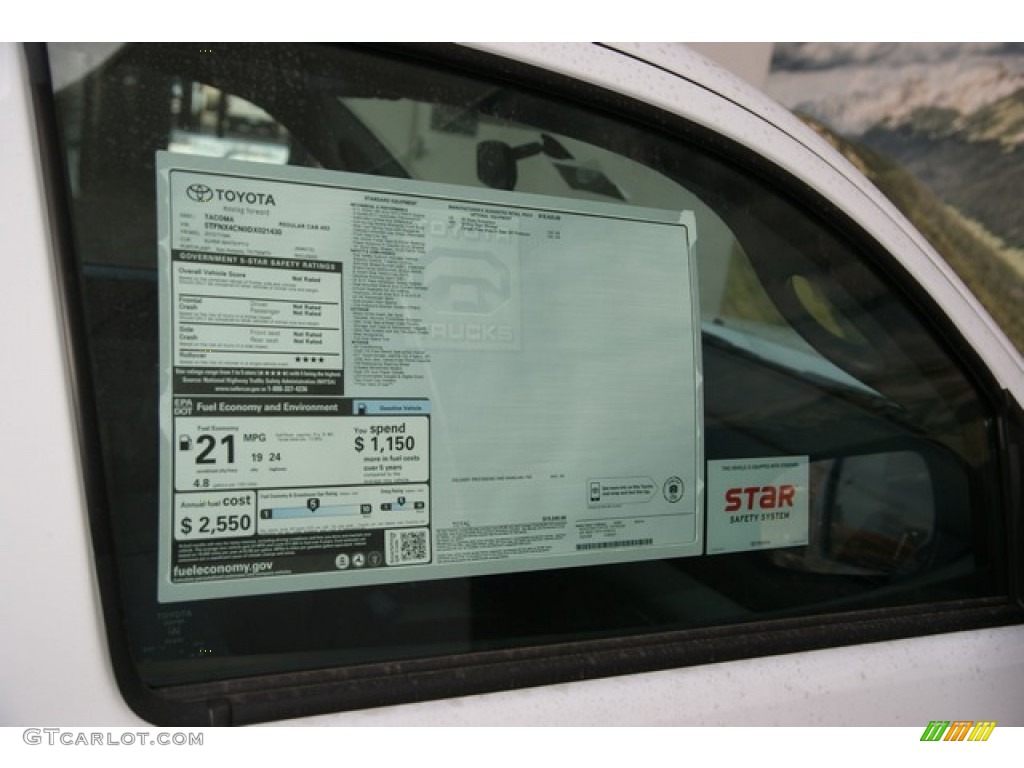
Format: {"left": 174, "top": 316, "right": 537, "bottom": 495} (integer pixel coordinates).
{"left": 476, "top": 133, "right": 575, "bottom": 191}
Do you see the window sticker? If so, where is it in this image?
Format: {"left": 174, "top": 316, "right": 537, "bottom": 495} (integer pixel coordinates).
{"left": 157, "top": 153, "right": 703, "bottom": 602}
{"left": 705, "top": 457, "right": 810, "bottom": 554}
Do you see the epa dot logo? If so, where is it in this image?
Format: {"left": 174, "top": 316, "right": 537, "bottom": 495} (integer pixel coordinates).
{"left": 663, "top": 477, "right": 684, "bottom": 503}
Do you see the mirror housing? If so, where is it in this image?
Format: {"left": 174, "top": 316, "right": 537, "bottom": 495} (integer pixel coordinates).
{"left": 771, "top": 441, "right": 969, "bottom": 578}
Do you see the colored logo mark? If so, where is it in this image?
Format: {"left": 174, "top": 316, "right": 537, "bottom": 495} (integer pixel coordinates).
{"left": 920, "top": 721, "right": 997, "bottom": 741}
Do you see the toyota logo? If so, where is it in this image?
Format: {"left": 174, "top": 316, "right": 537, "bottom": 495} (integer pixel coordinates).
{"left": 186, "top": 183, "right": 214, "bottom": 203}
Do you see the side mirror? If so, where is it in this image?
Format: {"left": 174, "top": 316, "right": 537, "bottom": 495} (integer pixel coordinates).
{"left": 825, "top": 451, "right": 934, "bottom": 572}
{"left": 771, "top": 443, "right": 968, "bottom": 577}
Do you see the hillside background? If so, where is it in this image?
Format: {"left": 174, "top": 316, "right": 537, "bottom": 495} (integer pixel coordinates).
{"left": 763, "top": 43, "right": 1024, "bottom": 354}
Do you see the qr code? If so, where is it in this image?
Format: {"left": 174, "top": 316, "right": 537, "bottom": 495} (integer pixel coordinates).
{"left": 386, "top": 528, "right": 430, "bottom": 565}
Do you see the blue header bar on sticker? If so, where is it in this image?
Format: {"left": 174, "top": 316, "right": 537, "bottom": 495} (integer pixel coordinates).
{"left": 353, "top": 399, "right": 431, "bottom": 415}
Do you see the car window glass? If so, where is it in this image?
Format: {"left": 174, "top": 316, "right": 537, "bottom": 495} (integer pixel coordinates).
{"left": 45, "top": 42, "right": 1006, "bottom": 709}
